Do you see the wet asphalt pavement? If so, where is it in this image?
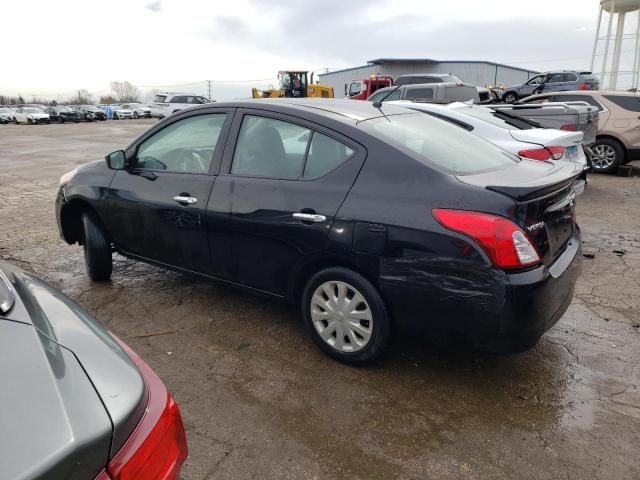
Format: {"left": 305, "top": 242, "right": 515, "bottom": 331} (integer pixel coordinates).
{"left": 1, "top": 121, "right": 639, "bottom": 479}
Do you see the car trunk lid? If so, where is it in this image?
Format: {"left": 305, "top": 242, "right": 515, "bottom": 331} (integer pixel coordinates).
{"left": 2, "top": 264, "right": 147, "bottom": 459}
{"left": 509, "top": 128, "right": 583, "bottom": 148}
{"left": 457, "top": 160, "right": 580, "bottom": 265}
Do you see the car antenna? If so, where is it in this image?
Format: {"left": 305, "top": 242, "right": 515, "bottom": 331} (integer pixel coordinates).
{"left": 372, "top": 84, "right": 401, "bottom": 121}
{"left": 373, "top": 84, "right": 401, "bottom": 108}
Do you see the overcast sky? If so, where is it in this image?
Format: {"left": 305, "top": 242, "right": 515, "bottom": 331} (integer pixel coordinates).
{"left": 1, "top": 0, "right": 600, "bottom": 100}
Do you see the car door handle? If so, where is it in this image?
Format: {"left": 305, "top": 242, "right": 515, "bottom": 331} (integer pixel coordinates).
{"left": 293, "top": 212, "right": 326, "bottom": 223}
{"left": 173, "top": 195, "right": 197, "bottom": 205}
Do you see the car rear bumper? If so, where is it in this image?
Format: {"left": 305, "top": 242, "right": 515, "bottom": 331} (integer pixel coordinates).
{"left": 379, "top": 228, "right": 582, "bottom": 354}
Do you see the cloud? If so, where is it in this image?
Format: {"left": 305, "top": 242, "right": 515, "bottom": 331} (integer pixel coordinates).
{"left": 145, "top": 0, "right": 162, "bottom": 12}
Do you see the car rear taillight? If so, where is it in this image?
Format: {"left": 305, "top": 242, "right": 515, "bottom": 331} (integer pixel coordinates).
{"left": 560, "top": 123, "right": 577, "bottom": 131}
{"left": 106, "top": 336, "right": 188, "bottom": 480}
{"left": 518, "top": 146, "right": 565, "bottom": 161}
{"left": 578, "top": 82, "right": 589, "bottom": 90}
{"left": 433, "top": 209, "right": 541, "bottom": 269}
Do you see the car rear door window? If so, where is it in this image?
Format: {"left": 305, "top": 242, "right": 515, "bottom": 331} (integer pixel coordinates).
{"left": 603, "top": 95, "right": 640, "bottom": 112}
{"left": 136, "top": 114, "right": 227, "bottom": 173}
{"left": 303, "top": 132, "right": 354, "bottom": 179}
{"left": 405, "top": 87, "right": 434, "bottom": 101}
{"left": 561, "top": 73, "right": 578, "bottom": 82}
{"left": 548, "top": 74, "right": 565, "bottom": 83}
{"left": 231, "top": 115, "right": 312, "bottom": 178}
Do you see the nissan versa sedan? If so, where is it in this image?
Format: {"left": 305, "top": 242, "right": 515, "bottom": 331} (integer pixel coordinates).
{"left": 0, "top": 262, "right": 188, "bottom": 479}
{"left": 56, "top": 99, "right": 583, "bottom": 364}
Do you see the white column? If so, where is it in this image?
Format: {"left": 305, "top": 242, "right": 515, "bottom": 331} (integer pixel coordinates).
{"left": 591, "top": 5, "right": 603, "bottom": 72}
{"left": 601, "top": 2, "right": 615, "bottom": 88}
{"left": 610, "top": 10, "right": 626, "bottom": 89}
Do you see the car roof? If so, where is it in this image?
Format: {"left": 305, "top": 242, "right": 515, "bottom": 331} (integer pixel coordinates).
{"left": 188, "top": 98, "right": 413, "bottom": 124}
{"left": 397, "top": 73, "right": 452, "bottom": 77}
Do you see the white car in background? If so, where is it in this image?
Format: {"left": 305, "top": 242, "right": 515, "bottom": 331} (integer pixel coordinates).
{"left": 120, "top": 102, "right": 151, "bottom": 119}
{"left": 13, "top": 107, "right": 51, "bottom": 125}
{"left": 149, "top": 92, "right": 211, "bottom": 118}
{"left": 389, "top": 100, "right": 588, "bottom": 173}
{"left": 110, "top": 105, "right": 134, "bottom": 120}
{"left": 0, "top": 107, "right": 15, "bottom": 123}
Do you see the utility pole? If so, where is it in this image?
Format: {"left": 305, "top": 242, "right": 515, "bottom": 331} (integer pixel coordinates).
{"left": 207, "top": 80, "right": 212, "bottom": 100}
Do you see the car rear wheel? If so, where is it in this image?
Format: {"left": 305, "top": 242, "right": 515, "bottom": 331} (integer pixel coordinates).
{"left": 590, "top": 138, "right": 623, "bottom": 174}
{"left": 302, "top": 267, "right": 390, "bottom": 365}
{"left": 58, "top": 116, "right": 64, "bottom": 123}
{"left": 81, "top": 212, "right": 112, "bottom": 281}
{"left": 27, "top": 118, "right": 33, "bottom": 125}
{"left": 134, "top": 112, "right": 139, "bottom": 119}
{"left": 503, "top": 92, "right": 518, "bottom": 104}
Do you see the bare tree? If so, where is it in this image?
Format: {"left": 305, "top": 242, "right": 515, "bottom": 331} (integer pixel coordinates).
{"left": 110, "top": 81, "right": 140, "bottom": 102}
{"left": 69, "top": 89, "right": 93, "bottom": 105}
{"left": 99, "top": 94, "right": 117, "bottom": 104}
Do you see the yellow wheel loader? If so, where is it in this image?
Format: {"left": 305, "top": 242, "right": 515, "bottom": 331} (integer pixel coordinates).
{"left": 252, "top": 71, "right": 334, "bottom": 99}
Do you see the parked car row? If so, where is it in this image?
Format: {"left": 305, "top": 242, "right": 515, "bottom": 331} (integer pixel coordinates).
{"left": 356, "top": 70, "right": 640, "bottom": 174}
{"left": 0, "top": 103, "right": 154, "bottom": 124}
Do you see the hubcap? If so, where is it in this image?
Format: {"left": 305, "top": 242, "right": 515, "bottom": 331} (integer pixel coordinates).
{"left": 590, "top": 144, "right": 616, "bottom": 169}
{"left": 310, "top": 281, "right": 373, "bottom": 353}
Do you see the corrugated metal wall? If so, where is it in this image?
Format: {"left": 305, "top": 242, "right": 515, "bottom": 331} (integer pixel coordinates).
{"left": 319, "top": 61, "right": 537, "bottom": 98}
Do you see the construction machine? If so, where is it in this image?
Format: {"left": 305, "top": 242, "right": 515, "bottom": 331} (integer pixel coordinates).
{"left": 252, "top": 71, "right": 334, "bottom": 99}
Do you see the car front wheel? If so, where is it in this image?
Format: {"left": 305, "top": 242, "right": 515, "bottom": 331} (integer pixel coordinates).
{"left": 81, "top": 212, "right": 112, "bottom": 281}
{"left": 302, "top": 267, "right": 390, "bottom": 365}
{"left": 590, "top": 138, "right": 623, "bottom": 174}
{"left": 503, "top": 92, "right": 518, "bottom": 104}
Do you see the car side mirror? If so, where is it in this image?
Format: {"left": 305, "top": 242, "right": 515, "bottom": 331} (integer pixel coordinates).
{"left": 105, "top": 150, "right": 127, "bottom": 170}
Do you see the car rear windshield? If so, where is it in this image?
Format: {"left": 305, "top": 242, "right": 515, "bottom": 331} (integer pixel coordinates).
{"left": 580, "top": 74, "right": 600, "bottom": 82}
{"left": 604, "top": 95, "right": 640, "bottom": 112}
{"left": 153, "top": 95, "right": 167, "bottom": 102}
{"left": 361, "top": 113, "right": 518, "bottom": 175}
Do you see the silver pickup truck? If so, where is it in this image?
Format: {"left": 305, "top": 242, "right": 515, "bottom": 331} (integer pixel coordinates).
{"left": 492, "top": 102, "right": 599, "bottom": 147}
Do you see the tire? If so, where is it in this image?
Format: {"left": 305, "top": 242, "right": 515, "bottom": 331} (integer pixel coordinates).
{"left": 301, "top": 267, "right": 390, "bottom": 365}
{"left": 81, "top": 212, "right": 112, "bottom": 281}
{"left": 113, "top": 113, "right": 119, "bottom": 120}
{"left": 503, "top": 92, "right": 518, "bottom": 104}
{"left": 58, "top": 116, "right": 65, "bottom": 124}
{"left": 14, "top": 117, "right": 18, "bottom": 124}
{"left": 134, "top": 112, "right": 139, "bottom": 119}
{"left": 27, "top": 118, "right": 32, "bottom": 125}
{"left": 590, "top": 138, "right": 624, "bottom": 174}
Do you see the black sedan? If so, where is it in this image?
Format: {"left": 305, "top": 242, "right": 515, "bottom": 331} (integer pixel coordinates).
{"left": 55, "top": 99, "right": 582, "bottom": 364}
{"left": 78, "top": 104, "right": 107, "bottom": 121}
{"left": 45, "top": 105, "right": 83, "bottom": 123}
{"left": 0, "top": 262, "right": 188, "bottom": 479}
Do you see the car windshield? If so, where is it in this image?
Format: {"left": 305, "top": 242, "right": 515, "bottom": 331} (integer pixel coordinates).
{"left": 153, "top": 95, "right": 167, "bottom": 103}
{"left": 82, "top": 105, "right": 99, "bottom": 111}
{"left": 57, "top": 106, "right": 72, "bottom": 112}
{"left": 24, "top": 108, "right": 42, "bottom": 113}
{"left": 452, "top": 105, "right": 535, "bottom": 130}
{"left": 0, "top": 108, "right": 10, "bottom": 113}
{"left": 360, "top": 113, "right": 519, "bottom": 176}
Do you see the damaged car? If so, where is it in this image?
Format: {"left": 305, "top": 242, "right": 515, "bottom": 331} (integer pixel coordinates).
{"left": 55, "top": 99, "right": 583, "bottom": 365}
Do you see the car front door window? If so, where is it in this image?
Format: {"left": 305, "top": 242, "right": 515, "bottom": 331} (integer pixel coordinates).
{"left": 136, "top": 114, "right": 227, "bottom": 173}
{"left": 527, "top": 75, "right": 544, "bottom": 85}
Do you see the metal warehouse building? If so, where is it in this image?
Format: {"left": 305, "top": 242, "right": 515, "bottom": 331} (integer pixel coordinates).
{"left": 318, "top": 58, "right": 539, "bottom": 98}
